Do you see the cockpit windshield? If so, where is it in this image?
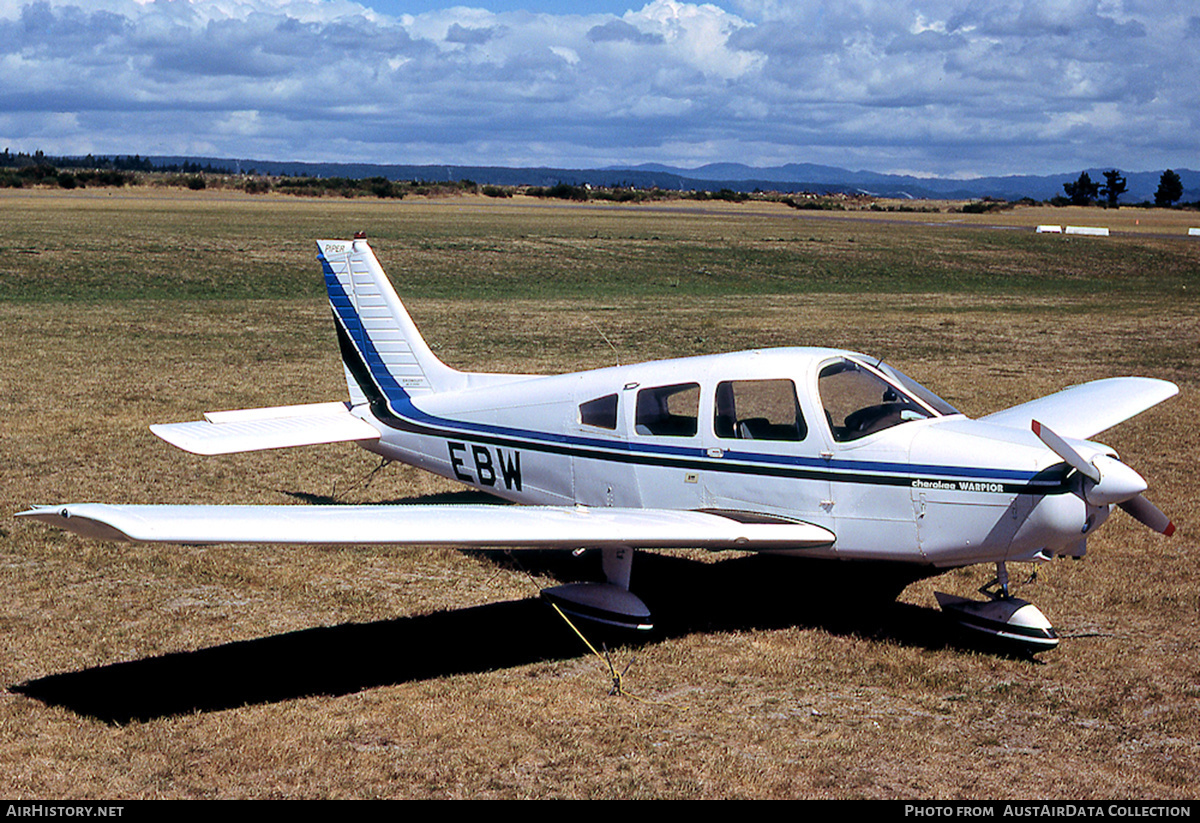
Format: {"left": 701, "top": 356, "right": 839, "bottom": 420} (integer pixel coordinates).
{"left": 819, "top": 357, "right": 953, "bottom": 443}
{"left": 871, "top": 360, "right": 959, "bottom": 416}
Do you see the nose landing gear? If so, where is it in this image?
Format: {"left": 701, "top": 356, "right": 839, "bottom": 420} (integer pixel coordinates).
{"left": 935, "top": 562, "right": 1059, "bottom": 652}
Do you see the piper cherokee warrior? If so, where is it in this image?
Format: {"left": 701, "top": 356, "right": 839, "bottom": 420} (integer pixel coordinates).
{"left": 20, "top": 234, "right": 1178, "bottom": 652}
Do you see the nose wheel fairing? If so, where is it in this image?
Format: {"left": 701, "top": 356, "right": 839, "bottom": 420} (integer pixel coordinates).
{"left": 935, "top": 591, "right": 1059, "bottom": 651}
{"left": 935, "top": 562, "right": 1059, "bottom": 652}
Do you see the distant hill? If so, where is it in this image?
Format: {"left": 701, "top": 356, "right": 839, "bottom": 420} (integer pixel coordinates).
{"left": 610, "top": 162, "right": 1200, "bottom": 203}
{"left": 141, "top": 156, "right": 1199, "bottom": 202}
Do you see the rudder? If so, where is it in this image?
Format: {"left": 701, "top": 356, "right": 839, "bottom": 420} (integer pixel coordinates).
{"left": 318, "top": 236, "right": 460, "bottom": 406}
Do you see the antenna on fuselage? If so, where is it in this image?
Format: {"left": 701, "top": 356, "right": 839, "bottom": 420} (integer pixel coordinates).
{"left": 585, "top": 315, "right": 621, "bottom": 367}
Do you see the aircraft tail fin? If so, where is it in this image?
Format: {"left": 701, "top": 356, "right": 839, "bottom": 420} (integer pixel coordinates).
{"left": 318, "top": 236, "right": 461, "bottom": 404}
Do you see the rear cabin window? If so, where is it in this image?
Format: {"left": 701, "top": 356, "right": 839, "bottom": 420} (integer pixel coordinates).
{"left": 714, "top": 379, "right": 806, "bottom": 441}
{"left": 579, "top": 394, "right": 618, "bottom": 429}
{"left": 635, "top": 383, "right": 700, "bottom": 437}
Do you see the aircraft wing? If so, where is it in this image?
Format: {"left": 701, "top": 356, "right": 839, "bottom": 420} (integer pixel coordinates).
{"left": 16, "top": 504, "right": 835, "bottom": 552}
{"left": 979, "top": 377, "right": 1178, "bottom": 440}
{"left": 150, "top": 402, "right": 380, "bottom": 455}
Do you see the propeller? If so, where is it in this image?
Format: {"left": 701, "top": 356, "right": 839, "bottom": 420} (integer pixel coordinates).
{"left": 1119, "top": 495, "right": 1176, "bottom": 537}
{"left": 1031, "top": 419, "right": 1175, "bottom": 536}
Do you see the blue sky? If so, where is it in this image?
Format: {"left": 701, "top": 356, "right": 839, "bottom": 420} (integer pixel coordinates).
{"left": 1, "top": 0, "right": 1196, "bottom": 178}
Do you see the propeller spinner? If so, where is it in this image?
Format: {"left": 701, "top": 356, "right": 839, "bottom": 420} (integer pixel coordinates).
{"left": 1031, "top": 420, "right": 1174, "bottom": 536}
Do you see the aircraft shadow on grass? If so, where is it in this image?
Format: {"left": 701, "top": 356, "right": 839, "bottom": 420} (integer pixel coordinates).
{"left": 9, "top": 523, "right": 992, "bottom": 726}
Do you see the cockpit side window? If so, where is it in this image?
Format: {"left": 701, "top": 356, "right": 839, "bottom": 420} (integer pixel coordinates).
{"left": 819, "top": 359, "right": 933, "bottom": 442}
{"left": 714, "top": 379, "right": 806, "bottom": 441}
{"left": 635, "top": 383, "right": 700, "bottom": 437}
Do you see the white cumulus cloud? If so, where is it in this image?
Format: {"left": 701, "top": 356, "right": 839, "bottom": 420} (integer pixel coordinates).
{"left": 0, "top": 0, "right": 1193, "bottom": 175}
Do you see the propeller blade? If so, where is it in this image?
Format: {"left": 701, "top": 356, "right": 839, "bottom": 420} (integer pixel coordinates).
{"left": 1031, "top": 419, "right": 1100, "bottom": 482}
{"left": 1032, "top": 419, "right": 1148, "bottom": 505}
{"left": 1118, "top": 495, "right": 1176, "bottom": 536}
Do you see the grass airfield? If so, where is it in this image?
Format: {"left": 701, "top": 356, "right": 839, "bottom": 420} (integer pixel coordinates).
{"left": 1, "top": 189, "right": 1198, "bottom": 799}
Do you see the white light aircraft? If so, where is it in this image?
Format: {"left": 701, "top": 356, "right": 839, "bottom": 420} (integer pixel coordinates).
{"left": 19, "top": 235, "right": 1178, "bottom": 652}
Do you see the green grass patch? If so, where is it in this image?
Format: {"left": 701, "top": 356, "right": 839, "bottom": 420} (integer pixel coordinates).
{"left": 1, "top": 192, "right": 1197, "bottom": 303}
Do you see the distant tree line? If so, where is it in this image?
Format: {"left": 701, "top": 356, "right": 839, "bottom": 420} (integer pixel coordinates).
{"left": 0, "top": 148, "right": 227, "bottom": 190}
{"left": 1061, "top": 170, "right": 1129, "bottom": 207}
{"left": 1, "top": 148, "right": 1194, "bottom": 208}
{"left": 0, "top": 148, "right": 443, "bottom": 197}
{"left": 1056, "top": 169, "right": 1187, "bottom": 208}
{"left": 523, "top": 183, "right": 794, "bottom": 203}
{"left": 0, "top": 151, "right": 140, "bottom": 189}
{"left": 1, "top": 148, "right": 153, "bottom": 172}
{"left": 524, "top": 182, "right": 671, "bottom": 202}
{"left": 274, "top": 175, "right": 407, "bottom": 198}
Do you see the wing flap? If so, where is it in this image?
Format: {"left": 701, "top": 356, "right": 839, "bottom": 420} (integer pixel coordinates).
{"left": 17, "top": 504, "right": 835, "bottom": 552}
{"left": 151, "top": 402, "right": 380, "bottom": 455}
{"left": 980, "top": 377, "right": 1178, "bottom": 439}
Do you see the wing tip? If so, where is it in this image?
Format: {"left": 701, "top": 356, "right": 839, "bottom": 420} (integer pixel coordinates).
{"left": 15, "top": 504, "right": 136, "bottom": 542}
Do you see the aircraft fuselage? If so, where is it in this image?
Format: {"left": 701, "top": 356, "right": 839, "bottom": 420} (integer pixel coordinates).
{"left": 353, "top": 346, "right": 1097, "bottom": 570}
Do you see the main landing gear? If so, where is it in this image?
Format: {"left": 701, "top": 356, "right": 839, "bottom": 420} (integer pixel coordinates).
{"left": 540, "top": 546, "right": 654, "bottom": 631}
{"left": 935, "top": 561, "right": 1059, "bottom": 652}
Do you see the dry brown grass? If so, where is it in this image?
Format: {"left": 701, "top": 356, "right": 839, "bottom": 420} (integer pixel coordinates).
{"left": 1, "top": 191, "right": 1198, "bottom": 798}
